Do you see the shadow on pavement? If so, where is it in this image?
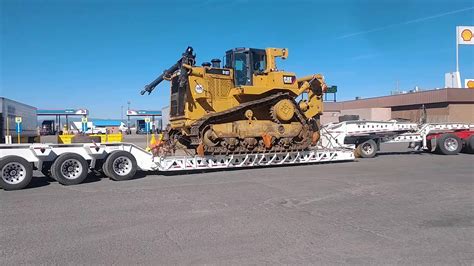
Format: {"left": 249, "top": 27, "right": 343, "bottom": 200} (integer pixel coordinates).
{"left": 25, "top": 176, "right": 51, "bottom": 189}
{"left": 376, "top": 151, "right": 425, "bottom": 156}
{"left": 25, "top": 172, "right": 105, "bottom": 190}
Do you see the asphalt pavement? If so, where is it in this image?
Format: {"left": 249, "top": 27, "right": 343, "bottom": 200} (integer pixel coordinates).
{"left": 1, "top": 144, "right": 473, "bottom": 264}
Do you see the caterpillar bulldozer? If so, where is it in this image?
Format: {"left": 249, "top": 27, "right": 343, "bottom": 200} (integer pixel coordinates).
{"left": 141, "top": 46, "right": 327, "bottom": 155}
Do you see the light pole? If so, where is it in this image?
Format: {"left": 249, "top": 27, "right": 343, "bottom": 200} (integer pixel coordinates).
{"left": 127, "top": 101, "right": 131, "bottom": 133}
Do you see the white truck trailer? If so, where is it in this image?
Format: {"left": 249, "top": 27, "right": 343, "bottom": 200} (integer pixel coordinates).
{"left": 0, "top": 133, "right": 354, "bottom": 190}
{"left": 321, "top": 120, "right": 474, "bottom": 158}
{"left": 0, "top": 97, "right": 39, "bottom": 144}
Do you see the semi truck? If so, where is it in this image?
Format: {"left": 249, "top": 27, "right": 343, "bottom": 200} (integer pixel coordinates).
{"left": 40, "top": 120, "right": 56, "bottom": 135}
{"left": 0, "top": 97, "right": 39, "bottom": 143}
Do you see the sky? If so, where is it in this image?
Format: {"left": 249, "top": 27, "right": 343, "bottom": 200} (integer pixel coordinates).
{"left": 1, "top": 0, "right": 473, "bottom": 118}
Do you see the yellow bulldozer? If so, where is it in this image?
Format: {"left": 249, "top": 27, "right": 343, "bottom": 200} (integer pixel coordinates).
{"left": 141, "top": 46, "right": 327, "bottom": 155}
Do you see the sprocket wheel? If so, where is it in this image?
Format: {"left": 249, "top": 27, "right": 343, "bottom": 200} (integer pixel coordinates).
{"left": 270, "top": 106, "right": 280, "bottom": 123}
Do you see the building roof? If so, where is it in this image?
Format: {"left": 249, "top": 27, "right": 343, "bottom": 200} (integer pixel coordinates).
{"left": 325, "top": 88, "right": 474, "bottom": 111}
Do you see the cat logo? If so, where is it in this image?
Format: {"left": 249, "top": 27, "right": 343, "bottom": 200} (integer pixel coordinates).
{"left": 283, "top": 76, "right": 295, "bottom": 84}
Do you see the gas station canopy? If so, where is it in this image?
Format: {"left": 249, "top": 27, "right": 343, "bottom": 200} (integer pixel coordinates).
{"left": 37, "top": 109, "right": 89, "bottom": 116}
{"left": 126, "top": 110, "right": 161, "bottom": 116}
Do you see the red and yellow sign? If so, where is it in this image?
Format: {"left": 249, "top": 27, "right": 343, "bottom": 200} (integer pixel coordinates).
{"left": 458, "top": 26, "right": 474, "bottom": 45}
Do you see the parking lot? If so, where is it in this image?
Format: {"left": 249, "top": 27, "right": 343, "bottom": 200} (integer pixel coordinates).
{"left": 1, "top": 142, "right": 473, "bottom": 264}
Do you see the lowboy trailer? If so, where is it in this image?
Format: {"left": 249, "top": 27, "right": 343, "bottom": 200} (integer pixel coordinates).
{"left": 0, "top": 140, "right": 355, "bottom": 191}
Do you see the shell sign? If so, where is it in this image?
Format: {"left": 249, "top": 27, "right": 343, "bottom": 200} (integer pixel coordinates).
{"left": 458, "top": 26, "right": 474, "bottom": 45}
{"left": 465, "top": 79, "right": 474, "bottom": 89}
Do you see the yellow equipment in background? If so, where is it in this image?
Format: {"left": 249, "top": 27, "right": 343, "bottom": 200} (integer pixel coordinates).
{"left": 58, "top": 133, "right": 123, "bottom": 144}
{"left": 142, "top": 46, "right": 327, "bottom": 155}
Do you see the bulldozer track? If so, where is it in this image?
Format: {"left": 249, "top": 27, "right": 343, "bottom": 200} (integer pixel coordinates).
{"left": 188, "top": 92, "right": 313, "bottom": 155}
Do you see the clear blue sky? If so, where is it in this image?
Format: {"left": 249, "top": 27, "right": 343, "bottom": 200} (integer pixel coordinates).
{"left": 1, "top": 0, "right": 473, "bottom": 118}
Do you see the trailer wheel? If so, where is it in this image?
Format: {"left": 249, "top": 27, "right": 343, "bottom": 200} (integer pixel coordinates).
{"left": 464, "top": 135, "right": 474, "bottom": 154}
{"left": 0, "top": 156, "right": 33, "bottom": 191}
{"left": 41, "top": 161, "right": 54, "bottom": 179}
{"left": 436, "top": 133, "right": 462, "bottom": 155}
{"left": 101, "top": 159, "right": 111, "bottom": 178}
{"left": 103, "top": 151, "right": 137, "bottom": 181}
{"left": 356, "top": 139, "right": 377, "bottom": 158}
{"left": 51, "top": 153, "right": 89, "bottom": 185}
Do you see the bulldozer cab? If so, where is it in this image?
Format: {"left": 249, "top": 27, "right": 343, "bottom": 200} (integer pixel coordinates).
{"left": 225, "top": 48, "right": 266, "bottom": 86}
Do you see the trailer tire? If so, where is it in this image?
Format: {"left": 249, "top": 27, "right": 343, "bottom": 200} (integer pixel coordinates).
{"left": 41, "top": 161, "right": 54, "bottom": 179}
{"left": 464, "top": 135, "right": 474, "bottom": 153}
{"left": 101, "top": 159, "right": 111, "bottom": 178}
{"left": 356, "top": 139, "right": 377, "bottom": 158}
{"left": 103, "top": 151, "right": 137, "bottom": 181}
{"left": 0, "top": 156, "right": 33, "bottom": 191}
{"left": 436, "top": 133, "right": 462, "bottom": 155}
{"left": 51, "top": 153, "right": 89, "bottom": 185}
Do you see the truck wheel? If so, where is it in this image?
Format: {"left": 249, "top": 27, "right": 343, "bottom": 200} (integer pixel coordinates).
{"left": 51, "top": 153, "right": 89, "bottom": 185}
{"left": 436, "top": 133, "right": 462, "bottom": 155}
{"left": 103, "top": 151, "right": 137, "bottom": 181}
{"left": 0, "top": 156, "right": 33, "bottom": 190}
{"left": 356, "top": 139, "right": 377, "bottom": 158}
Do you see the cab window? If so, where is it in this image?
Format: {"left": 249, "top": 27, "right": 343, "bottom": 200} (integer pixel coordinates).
{"left": 252, "top": 52, "right": 266, "bottom": 73}
{"left": 234, "top": 52, "right": 249, "bottom": 86}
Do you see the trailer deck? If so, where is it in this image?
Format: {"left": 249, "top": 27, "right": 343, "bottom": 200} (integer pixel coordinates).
{"left": 0, "top": 141, "right": 355, "bottom": 190}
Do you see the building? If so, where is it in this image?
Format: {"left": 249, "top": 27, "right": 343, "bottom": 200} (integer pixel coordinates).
{"left": 324, "top": 88, "right": 474, "bottom": 123}
{"left": 1, "top": 97, "right": 39, "bottom": 143}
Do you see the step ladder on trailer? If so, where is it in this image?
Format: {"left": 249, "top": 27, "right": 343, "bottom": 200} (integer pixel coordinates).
{"left": 0, "top": 135, "right": 355, "bottom": 190}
